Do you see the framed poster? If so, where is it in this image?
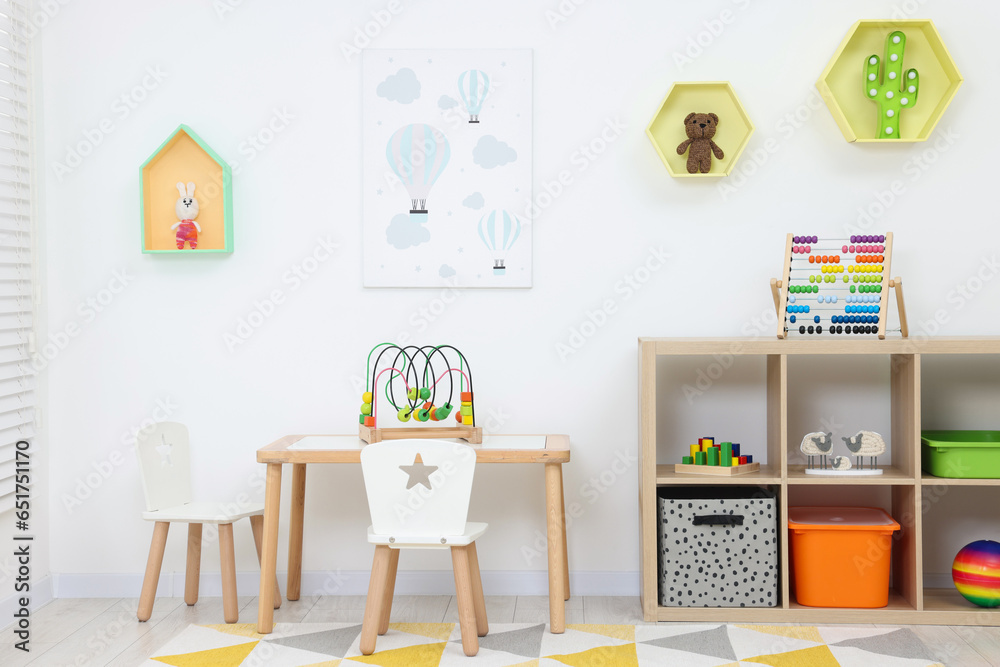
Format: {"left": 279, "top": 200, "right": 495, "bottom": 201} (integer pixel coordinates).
{"left": 362, "top": 49, "right": 532, "bottom": 287}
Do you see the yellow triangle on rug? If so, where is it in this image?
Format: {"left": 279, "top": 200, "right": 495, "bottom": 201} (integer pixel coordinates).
{"left": 735, "top": 624, "right": 825, "bottom": 644}
{"left": 387, "top": 622, "right": 455, "bottom": 641}
{"left": 153, "top": 640, "right": 258, "bottom": 666}
{"left": 202, "top": 623, "right": 266, "bottom": 639}
{"left": 744, "top": 644, "right": 840, "bottom": 667}
{"left": 546, "top": 642, "right": 638, "bottom": 667}
{"left": 566, "top": 623, "right": 635, "bottom": 642}
{"left": 347, "top": 641, "right": 447, "bottom": 667}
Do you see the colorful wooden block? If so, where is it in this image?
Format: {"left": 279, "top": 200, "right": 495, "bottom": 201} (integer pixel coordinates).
{"left": 462, "top": 415, "right": 473, "bottom": 425}
{"left": 460, "top": 405, "right": 473, "bottom": 416}
{"left": 690, "top": 444, "right": 700, "bottom": 458}
{"left": 364, "top": 416, "right": 375, "bottom": 427}
{"left": 746, "top": 454, "right": 753, "bottom": 464}
{"left": 732, "top": 457, "right": 740, "bottom": 466}
{"left": 721, "top": 443, "right": 733, "bottom": 466}
{"left": 682, "top": 456, "right": 694, "bottom": 465}
{"left": 359, "top": 414, "right": 366, "bottom": 425}
{"left": 695, "top": 451, "right": 706, "bottom": 465}
{"left": 739, "top": 455, "right": 748, "bottom": 465}
{"left": 461, "top": 391, "right": 473, "bottom": 402}
{"left": 732, "top": 443, "right": 741, "bottom": 458}
{"left": 707, "top": 448, "right": 719, "bottom": 466}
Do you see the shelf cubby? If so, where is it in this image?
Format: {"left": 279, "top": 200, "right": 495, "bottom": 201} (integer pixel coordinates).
{"left": 639, "top": 337, "right": 1000, "bottom": 625}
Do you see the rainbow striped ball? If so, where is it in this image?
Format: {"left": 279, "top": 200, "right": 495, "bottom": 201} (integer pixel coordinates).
{"left": 953, "top": 540, "right": 1000, "bottom": 608}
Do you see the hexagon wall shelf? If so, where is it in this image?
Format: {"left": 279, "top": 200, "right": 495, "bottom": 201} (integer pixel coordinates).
{"left": 141, "top": 124, "right": 233, "bottom": 253}
{"left": 817, "top": 19, "right": 962, "bottom": 143}
{"left": 646, "top": 81, "right": 754, "bottom": 178}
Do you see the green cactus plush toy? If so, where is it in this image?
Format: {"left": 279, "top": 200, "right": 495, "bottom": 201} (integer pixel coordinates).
{"left": 864, "top": 30, "right": 920, "bottom": 139}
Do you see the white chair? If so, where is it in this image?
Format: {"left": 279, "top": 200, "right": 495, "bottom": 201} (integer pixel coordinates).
{"left": 359, "top": 439, "right": 489, "bottom": 656}
{"left": 134, "top": 422, "right": 280, "bottom": 623}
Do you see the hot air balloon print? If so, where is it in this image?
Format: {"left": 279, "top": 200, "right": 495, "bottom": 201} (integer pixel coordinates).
{"left": 478, "top": 209, "right": 521, "bottom": 275}
{"left": 458, "top": 69, "right": 490, "bottom": 123}
{"left": 385, "top": 124, "right": 451, "bottom": 216}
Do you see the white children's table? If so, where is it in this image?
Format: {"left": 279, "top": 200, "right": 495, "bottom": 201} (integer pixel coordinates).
{"left": 255, "top": 434, "right": 571, "bottom": 634}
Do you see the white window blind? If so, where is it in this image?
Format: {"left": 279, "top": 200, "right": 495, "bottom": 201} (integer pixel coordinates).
{"left": 0, "top": 0, "right": 33, "bottom": 515}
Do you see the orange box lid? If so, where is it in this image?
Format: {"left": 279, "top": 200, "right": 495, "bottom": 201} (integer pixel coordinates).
{"left": 788, "top": 506, "right": 901, "bottom": 531}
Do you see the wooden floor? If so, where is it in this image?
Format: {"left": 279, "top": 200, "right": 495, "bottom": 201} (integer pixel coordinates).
{"left": 1, "top": 595, "right": 998, "bottom": 666}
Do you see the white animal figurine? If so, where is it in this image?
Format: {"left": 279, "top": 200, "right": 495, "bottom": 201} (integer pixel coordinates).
{"left": 800, "top": 431, "right": 833, "bottom": 469}
{"left": 171, "top": 182, "right": 201, "bottom": 249}
{"left": 842, "top": 430, "right": 886, "bottom": 470}
{"left": 829, "top": 456, "right": 853, "bottom": 471}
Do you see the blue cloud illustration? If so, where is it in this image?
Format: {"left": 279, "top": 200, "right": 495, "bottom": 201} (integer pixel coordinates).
{"left": 439, "top": 264, "right": 457, "bottom": 278}
{"left": 376, "top": 68, "right": 421, "bottom": 104}
{"left": 386, "top": 214, "right": 430, "bottom": 249}
{"left": 473, "top": 135, "right": 517, "bottom": 168}
{"left": 462, "top": 192, "right": 485, "bottom": 209}
{"left": 438, "top": 95, "right": 460, "bottom": 109}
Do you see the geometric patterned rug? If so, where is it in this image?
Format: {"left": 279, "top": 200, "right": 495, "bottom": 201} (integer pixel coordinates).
{"left": 143, "top": 622, "right": 944, "bottom": 666}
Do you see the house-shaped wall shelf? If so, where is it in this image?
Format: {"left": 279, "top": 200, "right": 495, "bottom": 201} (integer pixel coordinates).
{"left": 817, "top": 19, "right": 962, "bottom": 143}
{"left": 646, "top": 81, "right": 754, "bottom": 178}
{"left": 141, "top": 124, "right": 233, "bottom": 253}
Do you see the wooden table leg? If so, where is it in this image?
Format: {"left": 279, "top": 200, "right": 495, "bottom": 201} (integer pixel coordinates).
{"left": 184, "top": 523, "right": 202, "bottom": 606}
{"left": 560, "top": 475, "right": 570, "bottom": 601}
{"left": 287, "top": 463, "right": 307, "bottom": 601}
{"left": 250, "top": 515, "right": 282, "bottom": 608}
{"left": 545, "top": 462, "right": 566, "bottom": 633}
{"left": 257, "top": 463, "right": 282, "bottom": 633}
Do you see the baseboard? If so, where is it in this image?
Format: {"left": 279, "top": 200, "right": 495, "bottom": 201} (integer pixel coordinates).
{"left": 51, "top": 570, "right": 640, "bottom": 598}
{"left": 0, "top": 575, "right": 53, "bottom": 620}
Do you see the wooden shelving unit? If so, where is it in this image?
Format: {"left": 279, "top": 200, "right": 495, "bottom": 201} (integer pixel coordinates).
{"left": 638, "top": 336, "right": 1000, "bottom": 625}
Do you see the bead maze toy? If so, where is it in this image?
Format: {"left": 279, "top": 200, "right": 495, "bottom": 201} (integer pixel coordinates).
{"left": 865, "top": 31, "right": 919, "bottom": 139}
{"left": 673, "top": 437, "right": 759, "bottom": 476}
{"left": 359, "top": 343, "right": 481, "bottom": 444}
{"left": 771, "top": 233, "right": 909, "bottom": 339}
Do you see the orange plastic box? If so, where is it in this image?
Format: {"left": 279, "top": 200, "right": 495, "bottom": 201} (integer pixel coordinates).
{"left": 788, "top": 507, "right": 901, "bottom": 608}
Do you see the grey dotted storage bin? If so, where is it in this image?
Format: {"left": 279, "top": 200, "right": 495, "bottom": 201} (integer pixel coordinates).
{"left": 658, "top": 486, "right": 778, "bottom": 608}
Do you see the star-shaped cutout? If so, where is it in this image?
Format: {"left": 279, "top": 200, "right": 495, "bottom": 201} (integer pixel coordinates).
{"left": 156, "top": 434, "right": 173, "bottom": 467}
{"left": 457, "top": 247, "right": 464, "bottom": 254}
{"left": 376, "top": 188, "right": 383, "bottom": 195}
{"left": 399, "top": 453, "right": 438, "bottom": 490}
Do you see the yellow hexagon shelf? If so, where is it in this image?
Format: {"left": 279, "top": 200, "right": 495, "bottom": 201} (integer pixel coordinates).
{"left": 817, "top": 19, "right": 962, "bottom": 143}
{"left": 646, "top": 81, "right": 754, "bottom": 178}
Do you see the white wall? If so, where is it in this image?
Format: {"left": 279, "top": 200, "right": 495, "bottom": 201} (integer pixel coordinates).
{"left": 36, "top": 0, "right": 1000, "bottom": 596}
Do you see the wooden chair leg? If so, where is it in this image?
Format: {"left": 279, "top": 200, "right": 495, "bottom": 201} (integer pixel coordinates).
{"left": 250, "top": 515, "right": 282, "bottom": 609}
{"left": 560, "top": 479, "right": 570, "bottom": 601}
{"left": 451, "top": 545, "right": 480, "bottom": 656}
{"left": 360, "top": 546, "right": 392, "bottom": 655}
{"left": 137, "top": 521, "right": 170, "bottom": 622}
{"left": 378, "top": 548, "right": 400, "bottom": 635}
{"left": 218, "top": 523, "right": 238, "bottom": 623}
{"left": 184, "top": 523, "right": 202, "bottom": 606}
{"left": 467, "top": 542, "right": 489, "bottom": 637}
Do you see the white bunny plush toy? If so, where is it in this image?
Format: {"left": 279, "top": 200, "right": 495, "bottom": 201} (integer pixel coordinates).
{"left": 171, "top": 182, "right": 202, "bottom": 249}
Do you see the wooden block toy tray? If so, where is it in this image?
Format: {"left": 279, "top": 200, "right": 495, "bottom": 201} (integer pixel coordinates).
{"left": 673, "top": 462, "right": 760, "bottom": 476}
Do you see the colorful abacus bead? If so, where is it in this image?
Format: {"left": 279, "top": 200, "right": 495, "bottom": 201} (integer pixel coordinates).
{"left": 419, "top": 387, "right": 431, "bottom": 400}
{"left": 362, "top": 392, "right": 373, "bottom": 403}
{"left": 415, "top": 408, "right": 430, "bottom": 422}
{"left": 360, "top": 402, "right": 372, "bottom": 415}
{"left": 358, "top": 414, "right": 366, "bottom": 425}
{"left": 461, "top": 391, "right": 473, "bottom": 402}
{"left": 437, "top": 402, "right": 454, "bottom": 419}
{"left": 429, "top": 407, "right": 439, "bottom": 421}
{"left": 462, "top": 415, "right": 474, "bottom": 425}
{"left": 364, "top": 416, "right": 375, "bottom": 427}
{"left": 397, "top": 407, "right": 412, "bottom": 422}
{"left": 407, "top": 387, "right": 418, "bottom": 401}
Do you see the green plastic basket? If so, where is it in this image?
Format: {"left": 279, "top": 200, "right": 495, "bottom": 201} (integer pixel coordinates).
{"left": 921, "top": 430, "right": 1000, "bottom": 479}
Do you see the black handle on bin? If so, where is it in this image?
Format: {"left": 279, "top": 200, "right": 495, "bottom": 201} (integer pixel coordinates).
{"left": 692, "top": 514, "right": 744, "bottom": 526}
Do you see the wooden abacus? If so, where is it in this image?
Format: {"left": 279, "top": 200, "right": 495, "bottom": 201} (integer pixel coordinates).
{"left": 358, "top": 343, "right": 482, "bottom": 444}
{"left": 770, "top": 233, "right": 908, "bottom": 340}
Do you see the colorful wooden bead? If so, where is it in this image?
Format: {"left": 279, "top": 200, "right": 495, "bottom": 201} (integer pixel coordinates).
{"left": 362, "top": 391, "right": 373, "bottom": 403}
{"left": 397, "top": 408, "right": 412, "bottom": 422}
{"left": 419, "top": 387, "right": 431, "bottom": 400}
{"left": 415, "top": 409, "right": 430, "bottom": 422}
{"left": 460, "top": 405, "right": 473, "bottom": 416}
{"left": 462, "top": 415, "right": 474, "bottom": 425}
{"left": 429, "top": 407, "right": 439, "bottom": 421}
{"left": 456, "top": 411, "right": 463, "bottom": 423}
{"left": 360, "top": 402, "right": 372, "bottom": 415}
{"left": 407, "top": 387, "right": 418, "bottom": 401}
{"left": 364, "top": 416, "right": 375, "bottom": 427}
{"left": 437, "top": 402, "right": 453, "bottom": 419}
{"left": 461, "top": 391, "right": 473, "bottom": 402}
{"left": 359, "top": 414, "right": 366, "bottom": 425}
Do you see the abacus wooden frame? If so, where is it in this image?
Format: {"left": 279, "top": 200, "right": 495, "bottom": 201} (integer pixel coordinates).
{"left": 638, "top": 336, "right": 1000, "bottom": 625}
{"left": 773, "top": 232, "right": 906, "bottom": 340}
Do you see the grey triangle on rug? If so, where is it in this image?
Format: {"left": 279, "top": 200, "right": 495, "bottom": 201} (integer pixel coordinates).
{"left": 641, "top": 624, "right": 737, "bottom": 661}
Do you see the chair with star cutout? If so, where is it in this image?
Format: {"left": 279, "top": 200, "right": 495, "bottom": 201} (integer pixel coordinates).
{"left": 134, "top": 422, "right": 281, "bottom": 623}
{"left": 359, "top": 439, "right": 488, "bottom": 656}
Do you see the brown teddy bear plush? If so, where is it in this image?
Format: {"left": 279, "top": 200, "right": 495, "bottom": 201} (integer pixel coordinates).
{"left": 676, "top": 113, "right": 724, "bottom": 174}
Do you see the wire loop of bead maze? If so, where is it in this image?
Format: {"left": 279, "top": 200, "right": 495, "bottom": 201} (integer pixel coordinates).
{"left": 359, "top": 343, "right": 482, "bottom": 444}
{"left": 770, "top": 232, "right": 909, "bottom": 339}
